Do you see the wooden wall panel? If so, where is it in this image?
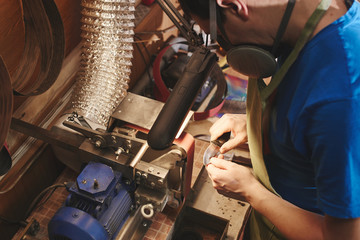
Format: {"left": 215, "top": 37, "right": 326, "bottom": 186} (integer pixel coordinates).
{"left": 0, "top": 1, "right": 81, "bottom": 238}
{"left": 0, "top": 0, "right": 25, "bottom": 75}
{"left": 54, "top": 0, "right": 82, "bottom": 57}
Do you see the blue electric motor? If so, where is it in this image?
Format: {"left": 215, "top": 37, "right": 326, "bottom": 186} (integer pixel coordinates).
{"left": 48, "top": 162, "right": 134, "bottom": 240}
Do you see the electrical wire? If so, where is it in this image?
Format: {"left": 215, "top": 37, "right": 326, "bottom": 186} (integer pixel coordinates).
{"left": 134, "top": 35, "right": 152, "bottom": 62}
{"left": 24, "top": 183, "right": 67, "bottom": 219}
{"left": 0, "top": 183, "right": 67, "bottom": 227}
{"left": 133, "top": 35, "right": 155, "bottom": 95}
{"left": 0, "top": 215, "right": 28, "bottom": 227}
{"left": 135, "top": 25, "right": 177, "bottom": 35}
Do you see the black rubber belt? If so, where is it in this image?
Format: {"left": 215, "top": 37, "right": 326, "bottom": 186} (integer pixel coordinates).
{"left": 0, "top": 56, "right": 13, "bottom": 175}
{"left": 12, "top": 0, "right": 65, "bottom": 96}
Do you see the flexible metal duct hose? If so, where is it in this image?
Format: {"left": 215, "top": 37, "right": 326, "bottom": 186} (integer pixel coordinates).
{"left": 70, "top": 0, "right": 135, "bottom": 126}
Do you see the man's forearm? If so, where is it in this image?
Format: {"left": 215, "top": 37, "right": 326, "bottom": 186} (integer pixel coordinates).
{"left": 247, "top": 181, "right": 324, "bottom": 240}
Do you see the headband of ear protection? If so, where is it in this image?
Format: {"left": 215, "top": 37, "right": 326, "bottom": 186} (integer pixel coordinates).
{"left": 209, "top": 0, "right": 296, "bottom": 78}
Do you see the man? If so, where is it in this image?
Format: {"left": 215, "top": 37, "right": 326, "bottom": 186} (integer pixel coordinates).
{"left": 178, "top": 0, "right": 360, "bottom": 239}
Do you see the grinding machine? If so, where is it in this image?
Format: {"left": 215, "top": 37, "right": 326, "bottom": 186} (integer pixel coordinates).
{"left": 6, "top": 0, "right": 220, "bottom": 239}
{"left": 1, "top": 0, "right": 227, "bottom": 238}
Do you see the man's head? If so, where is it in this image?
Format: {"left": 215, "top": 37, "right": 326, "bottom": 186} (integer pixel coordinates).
{"left": 178, "top": 0, "right": 264, "bottom": 48}
{"left": 178, "top": 0, "right": 295, "bottom": 78}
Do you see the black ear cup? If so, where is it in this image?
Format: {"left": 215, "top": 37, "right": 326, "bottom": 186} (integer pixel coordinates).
{"left": 226, "top": 45, "right": 278, "bottom": 78}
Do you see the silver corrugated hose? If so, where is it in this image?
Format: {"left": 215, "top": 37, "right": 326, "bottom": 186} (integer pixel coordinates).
{"left": 70, "top": 0, "right": 135, "bottom": 126}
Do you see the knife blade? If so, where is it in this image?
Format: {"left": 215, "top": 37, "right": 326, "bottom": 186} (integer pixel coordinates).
{"left": 203, "top": 132, "right": 232, "bottom": 165}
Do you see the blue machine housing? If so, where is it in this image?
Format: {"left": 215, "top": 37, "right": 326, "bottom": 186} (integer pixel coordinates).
{"left": 48, "top": 162, "right": 134, "bottom": 240}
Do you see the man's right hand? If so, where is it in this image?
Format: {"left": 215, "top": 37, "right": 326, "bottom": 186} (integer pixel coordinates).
{"left": 209, "top": 113, "right": 247, "bottom": 153}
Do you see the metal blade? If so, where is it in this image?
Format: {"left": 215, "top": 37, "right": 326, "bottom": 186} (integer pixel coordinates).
{"left": 203, "top": 143, "right": 220, "bottom": 166}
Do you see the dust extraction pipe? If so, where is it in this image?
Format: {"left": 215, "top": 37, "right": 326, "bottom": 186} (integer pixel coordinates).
{"left": 69, "top": 0, "right": 135, "bottom": 126}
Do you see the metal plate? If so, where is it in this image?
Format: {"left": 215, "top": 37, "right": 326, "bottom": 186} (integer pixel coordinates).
{"left": 111, "top": 92, "right": 165, "bottom": 130}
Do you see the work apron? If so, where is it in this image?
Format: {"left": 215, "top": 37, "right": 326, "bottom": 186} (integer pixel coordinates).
{"left": 245, "top": 0, "right": 331, "bottom": 239}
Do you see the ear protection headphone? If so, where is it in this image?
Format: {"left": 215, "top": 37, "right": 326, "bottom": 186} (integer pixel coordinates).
{"left": 209, "top": 0, "right": 296, "bottom": 79}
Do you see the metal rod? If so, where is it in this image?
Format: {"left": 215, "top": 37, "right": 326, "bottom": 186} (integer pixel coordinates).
{"left": 10, "top": 118, "right": 80, "bottom": 152}
{"left": 130, "top": 142, "right": 148, "bottom": 168}
{"left": 155, "top": 0, "right": 203, "bottom": 46}
{"left": 160, "top": 0, "right": 192, "bottom": 30}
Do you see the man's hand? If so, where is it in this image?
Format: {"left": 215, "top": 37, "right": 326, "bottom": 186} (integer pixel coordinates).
{"left": 209, "top": 114, "right": 247, "bottom": 153}
{"left": 206, "top": 157, "right": 258, "bottom": 201}
{"left": 206, "top": 159, "right": 360, "bottom": 240}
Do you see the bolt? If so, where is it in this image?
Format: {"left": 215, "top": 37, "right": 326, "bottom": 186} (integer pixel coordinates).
{"left": 115, "top": 148, "right": 123, "bottom": 156}
{"left": 115, "top": 183, "right": 121, "bottom": 193}
{"left": 95, "top": 140, "right": 102, "bottom": 148}
{"left": 150, "top": 182, "right": 155, "bottom": 187}
{"left": 141, "top": 173, "right": 148, "bottom": 179}
{"left": 81, "top": 179, "right": 87, "bottom": 184}
{"left": 158, "top": 179, "right": 164, "bottom": 185}
{"left": 130, "top": 205, "right": 135, "bottom": 211}
{"left": 148, "top": 167, "right": 154, "bottom": 173}
{"left": 126, "top": 140, "right": 132, "bottom": 149}
{"left": 72, "top": 212, "right": 79, "bottom": 218}
{"left": 93, "top": 179, "right": 99, "bottom": 189}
